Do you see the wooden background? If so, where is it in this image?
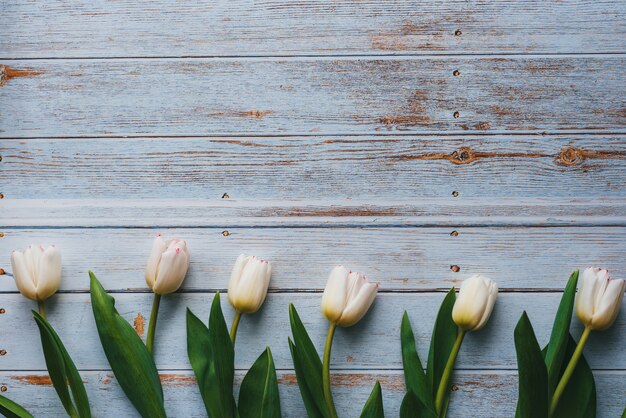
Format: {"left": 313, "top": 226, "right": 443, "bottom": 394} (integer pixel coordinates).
{"left": 1, "top": 1, "right": 625, "bottom": 416}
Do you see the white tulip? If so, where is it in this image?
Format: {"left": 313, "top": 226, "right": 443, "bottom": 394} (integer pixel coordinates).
{"left": 145, "top": 235, "right": 190, "bottom": 295}
{"left": 227, "top": 254, "right": 272, "bottom": 313}
{"left": 452, "top": 274, "right": 498, "bottom": 332}
{"left": 575, "top": 267, "right": 625, "bottom": 331}
{"left": 321, "top": 266, "right": 379, "bottom": 327}
{"left": 11, "top": 245, "right": 62, "bottom": 301}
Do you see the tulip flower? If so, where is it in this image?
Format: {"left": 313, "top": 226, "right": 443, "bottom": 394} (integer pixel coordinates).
{"left": 11, "top": 245, "right": 62, "bottom": 317}
{"left": 320, "top": 266, "right": 379, "bottom": 418}
{"left": 452, "top": 274, "right": 498, "bottom": 332}
{"left": 227, "top": 254, "right": 272, "bottom": 344}
{"left": 145, "top": 235, "right": 190, "bottom": 354}
{"left": 550, "top": 268, "right": 625, "bottom": 415}
{"left": 436, "top": 275, "right": 498, "bottom": 415}
{"left": 321, "top": 265, "right": 379, "bottom": 327}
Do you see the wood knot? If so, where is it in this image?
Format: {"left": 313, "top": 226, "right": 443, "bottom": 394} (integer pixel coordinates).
{"left": 558, "top": 147, "right": 585, "bottom": 166}
{"left": 450, "top": 147, "right": 475, "bottom": 164}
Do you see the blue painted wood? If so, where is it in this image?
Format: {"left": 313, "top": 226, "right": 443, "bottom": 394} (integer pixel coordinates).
{"left": 0, "top": 0, "right": 625, "bottom": 416}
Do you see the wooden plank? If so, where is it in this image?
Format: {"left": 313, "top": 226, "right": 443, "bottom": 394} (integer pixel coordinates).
{"left": 1, "top": 57, "right": 624, "bottom": 137}
{"left": 0, "top": 293, "right": 623, "bottom": 370}
{"left": 1, "top": 227, "right": 625, "bottom": 292}
{"left": 3, "top": 198, "right": 626, "bottom": 228}
{"left": 1, "top": 1, "right": 625, "bottom": 58}
{"left": 2, "top": 135, "right": 626, "bottom": 200}
{"left": 1, "top": 370, "right": 624, "bottom": 417}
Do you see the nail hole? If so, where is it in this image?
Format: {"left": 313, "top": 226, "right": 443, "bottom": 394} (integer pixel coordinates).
{"left": 0, "top": 308, "right": 5, "bottom": 314}
{"left": 451, "top": 385, "right": 459, "bottom": 391}
{"left": 0, "top": 193, "right": 4, "bottom": 199}
{"left": 453, "top": 70, "right": 460, "bottom": 76}
{"left": 0, "top": 155, "right": 3, "bottom": 162}
{"left": 222, "top": 230, "right": 230, "bottom": 237}
{"left": 222, "top": 193, "right": 230, "bottom": 199}
{"left": 450, "top": 265, "right": 460, "bottom": 273}
{"left": 450, "top": 230, "right": 459, "bottom": 237}
{"left": 453, "top": 111, "right": 460, "bottom": 119}
{"left": 0, "top": 269, "right": 5, "bottom": 275}
{"left": 1, "top": 386, "right": 6, "bottom": 392}
{"left": 451, "top": 191, "right": 459, "bottom": 197}
{"left": 455, "top": 30, "right": 462, "bottom": 36}
{"left": 0, "top": 233, "right": 4, "bottom": 238}
{"left": 0, "top": 350, "right": 6, "bottom": 356}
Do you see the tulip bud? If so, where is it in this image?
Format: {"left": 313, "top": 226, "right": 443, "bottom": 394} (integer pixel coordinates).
{"left": 227, "top": 254, "right": 272, "bottom": 314}
{"left": 575, "top": 267, "right": 625, "bottom": 331}
{"left": 10, "top": 245, "right": 62, "bottom": 302}
{"left": 145, "top": 235, "right": 190, "bottom": 295}
{"left": 452, "top": 274, "right": 498, "bottom": 332}
{"left": 321, "top": 266, "right": 379, "bottom": 327}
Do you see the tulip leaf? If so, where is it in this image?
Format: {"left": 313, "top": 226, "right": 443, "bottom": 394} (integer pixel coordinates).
{"left": 0, "top": 394, "right": 34, "bottom": 418}
{"left": 426, "top": 288, "right": 457, "bottom": 402}
{"left": 89, "top": 272, "right": 165, "bottom": 418}
{"left": 288, "top": 304, "right": 328, "bottom": 418}
{"left": 359, "top": 381, "right": 384, "bottom": 418}
{"left": 399, "top": 390, "right": 437, "bottom": 418}
{"left": 33, "top": 311, "right": 91, "bottom": 418}
{"left": 186, "top": 293, "right": 237, "bottom": 418}
{"left": 239, "top": 347, "right": 281, "bottom": 418}
{"left": 400, "top": 312, "right": 435, "bottom": 414}
{"left": 551, "top": 335, "right": 596, "bottom": 418}
{"left": 545, "top": 270, "right": 579, "bottom": 399}
{"left": 514, "top": 311, "right": 548, "bottom": 418}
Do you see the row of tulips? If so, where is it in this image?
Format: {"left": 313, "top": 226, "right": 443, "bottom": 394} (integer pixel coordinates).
{"left": 0, "top": 237, "right": 624, "bottom": 418}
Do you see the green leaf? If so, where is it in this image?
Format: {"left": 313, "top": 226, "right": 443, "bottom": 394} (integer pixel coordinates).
{"left": 33, "top": 311, "right": 91, "bottom": 417}
{"left": 288, "top": 338, "right": 325, "bottom": 418}
{"left": 514, "top": 312, "right": 548, "bottom": 418}
{"left": 0, "top": 394, "right": 34, "bottom": 418}
{"left": 400, "top": 312, "right": 435, "bottom": 413}
{"left": 186, "top": 294, "right": 236, "bottom": 418}
{"left": 89, "top": 272, "right": 165, "bottom": 418}
{"left": 239, "top": 347, "right": 281, "bottom": 418}
{"left": 426, "top": 289, "right": 456, "bottom": 399}
{"left": 288, "top": 304, "right": 328, "bottom": 418}
{"left": 545, "top": 271, "right": 579, "bottom": 399}
{"left": 399, "top": 390, "right": 437, "bottom": 418}
{"left": 552, "top": 335, "right": 596, "bottom": 418}
{"left": 359, "top": 381, "right": 384, "bottom": 418}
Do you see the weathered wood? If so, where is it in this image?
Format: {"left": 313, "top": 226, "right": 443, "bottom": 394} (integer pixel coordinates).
{"left": 1, "top": 1, "right": 625, "bottom": 58}
{"left": 0, "top": 293, "right": 623, "bottom": 370}
{"left": 1, "top": 57, "right": 624, "bottom": 137}
{"left": 1, "top": 227, "right": 625, "bottom": 292}
{"left": 2, "top": 135, "right": 626, "bottom": 199}
{"left": 3, "top": 198, "right": 626, "bottom": 228}
{"left": 1, "top": 370, "right": 624, "bottom": 417}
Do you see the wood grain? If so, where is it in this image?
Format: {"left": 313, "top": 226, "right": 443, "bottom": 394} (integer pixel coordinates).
{"left": 1, "top": 57, "right": 624, "bottom": 137}
{"left": 0, "top": 293, "right": 623, "bottom": 371}
{"left": 1, "top": 1, "right": 625, "bottom": 58}
{"left": 2, "top": 135, "right": 626, "bottom": 199}
{"left": 1, "top": 227, "right": 625, "bottom": 292}
{"left": 1, "top": 370, "right": 624, "bottom": 417}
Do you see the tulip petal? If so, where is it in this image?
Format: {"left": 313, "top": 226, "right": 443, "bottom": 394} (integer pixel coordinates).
{"left": 337, "top": 281, "right": 378, "bottom": 327}
{"left": 35, "top": 246, "right": 62, "bottom": 301}
{"left": 575, "top": 268, "right": 599, "bottom": 326}
{"left": 145, "top": 235, "right": 167, "bottom": 289}
{"left": 228, "top": 254, "right": 253, "bottom": 307}
{"left": 152, "top": 243, "right": 190, "bottom": 294}
{"left": 591, "top": 279, "right": 626, "bottom": 330}
{"left": 321, "top": 266, "right": 350, "bottom": 323}
{"left": 11, "top": 251, "right": 37, "bottom": 301}
{"left": 452, "top": 275, "right": 490, "bottom": 331}
{"left": 474, "top": 279, "right": 498, "bottom": 331}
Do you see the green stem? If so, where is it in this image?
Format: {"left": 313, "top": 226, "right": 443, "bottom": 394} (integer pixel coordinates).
{"left": 146, "top": 293, "right": 162, "bottom": 355}
{"left": 549, "top": 326, "right": 592, "bottom": 417}
{"left": 37, "top": 301, "right": 46, "bottom": 319}
{"left": 230, "top": 310, "right": 242, "bottom": 346}
{"left": 435, "top": 329, "right": 465, "bottom": 415}
{"left": 323, "top": 322, "right": 339, "bottom": 418}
